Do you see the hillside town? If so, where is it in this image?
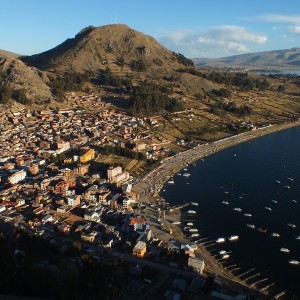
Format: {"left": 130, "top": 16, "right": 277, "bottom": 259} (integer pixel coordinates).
{"left": 0, "top": 92, "right": 264, "bottom": 300}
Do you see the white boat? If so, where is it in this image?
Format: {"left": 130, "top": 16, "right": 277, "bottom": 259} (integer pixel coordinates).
{"left": 187, "top": 222, "right": 194, "bottom": 226}
{"left": 292, "top": 200, "right": 298, "bottom": 203}
{"left": 177, "top": 173, "right": 182, "bottom": 176}
{"left": 289, "top": 260, "right": 299, "bottom": 265}
{"left": 216, "top": 238, "right": 226, "bottom": 243}
{"left": 183, "top": 168, "right": 188, "bottom": 171}
{"left": 280, "top": 248, "right": 290, "bottom": 253}
{"left": 244, "top": 213, "right": 252, "bottom": 217}
{"left": 221, "top": 201, "right": 229, "bottom": 205}
{"left": 224, "top": 191, "right": 229, "bottom": 194}
{"left": 222, "top": 254, "right": 230, "bottom": 259}
{"left": 229, "top": 235, "right": 239, "bottom": 241}
{"left": 233, "top": 207, "right": 242, "bottom": 212}
{"left": 287, "top": 223, "right": 296, "bottom": 228}
{"left": 167, "top": 179, "right": 175, "bottom": 184}
{"left": 191, "top": 202, "right": 198, "bottom": 206}
{"left": 275, "top": 180, "right": 281, "bottom": 184}
{"left": 284, "top": 185, "right": 291, "bottom": 189}
{"left": 271, "top": 200, "right": 278, "bottom": 204}
{"left": 264, "top": 207, "right": 272, "bottom": 211}
{"left": 295, "top": 235, "right": 300, "bottom": 240}
{"left": 189, "top": 228, "right": 198, "bottom": 233}
{"left": 271, "top": 233, "right": 280, "bottom": 238}
{"left": 219, "top": 250, "right": 226, "bottom": 255}
{"left": 287, "top": 178, "right": 294, "bottom": 182}
{"left": 247, "top": 224, "right": 255, "bottom": 229}
{"left": 172, "top": 221, "right": 181, "bottom": 225}
{"left": 187, "top": 210, "right": 196, "bottom": 214}
{"left": 183, "top": 227, "right": 190, "bottom": 231}
{"left": 191, "top": 233, "right": 199, "bottom": 238}
{"left": 183, "top": 173, "right": 190, "bottom": 177}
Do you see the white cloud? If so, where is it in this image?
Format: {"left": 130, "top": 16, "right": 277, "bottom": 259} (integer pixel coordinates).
{"left": 288, "top": 25, "right": 300, "bottom": 35}
{"left": 259, "top": 14, "right": 300, "bottom": 24}
{"left": 157, "top": 26, "right": 267, "bottom": 58}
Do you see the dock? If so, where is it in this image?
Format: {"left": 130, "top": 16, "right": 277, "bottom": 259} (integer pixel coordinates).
{"left": 273, "top": 290, "right": 287, "bottom": 299}
{"left": 244, "top": 272, "right": 261, "bottom": 282}
{"left": 237, "top": 268, "right": 255, "bottom": 278}
{"left": 250, "top": 277, "right": 268, "bottom": 287}
{"left": 259, "top": 282, "right": 275, "bottom": 293}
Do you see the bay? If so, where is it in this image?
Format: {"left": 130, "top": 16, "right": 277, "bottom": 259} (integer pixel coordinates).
{"left": 162, "top": 126, "right": 300, "bottom": 299}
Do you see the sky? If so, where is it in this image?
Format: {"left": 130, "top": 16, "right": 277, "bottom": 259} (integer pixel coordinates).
{"left": 1, "top": 0, "right": 300, "bottom": 58}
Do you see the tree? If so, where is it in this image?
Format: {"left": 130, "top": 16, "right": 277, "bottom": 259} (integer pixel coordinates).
{"left": 278, "top": 84, "right": 285, "bottom": 92}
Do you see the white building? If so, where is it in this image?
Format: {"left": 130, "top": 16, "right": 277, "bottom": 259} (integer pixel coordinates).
{"left": 188, "top": 257, "right": 205, "bottom": 274}
{"left": 8, "top": 169, "right": 26, "bottom": 184}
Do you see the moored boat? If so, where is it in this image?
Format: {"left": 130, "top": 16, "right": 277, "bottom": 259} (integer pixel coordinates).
{"left": 219, "top": 250, "right": 226, "bottom": 255}
{"left": 172, "top": 221, "right": 181, "bottom": 225}
{"left": 287, "top": 177, "right": 294, "bottom": 182}
{"left": 247, "top": 224, "right": 255, "bottom": 229}
{"left": 233, "top": 207, "right": 242, "bottom": 212}
{"left": 221, "top": 201, "right": 229, "bottom": 205}
{"left": 295, "top": 235, "right": 300, "bottom": 240}
{"left": 222, "top": 254, "right": 230, "bottom": 259}
{"left": 289, "top": 260, "right": 299, "bottom": 265}
{"left": 216, "top": 237, "right": 226, "bottom": 243}
{"left": 284, "top": 185, "right": 290, "bottom": 189}
{"left": 189, "top": 228, "right": 198, "bottom": 233}
{"left": 183, "top": 173, "right": 191, "bottom": 177}
{"left": 280, "top": 248, "right": 290, "bottom": 253}
{"left": 190, "top": 202, "right": 198, "bottom": 206}
{"left": 257, "top": 227, "right": 267, "bottom": 233}
{"left": 187, "top": 210, "right": 196, "bottom": 214}
{"left": 271, "top": 200, "right": 278, "bottom": 204}
{"left": 244, "top": 213, "right": 252, "bottom": 217}
{"left": 187, "top": 222, "right": 194, "bottom": 226}
{"left": 228, "top": 235, "right": 239, "bottom": 241}
{"left": 264, "top": 207, "right": 272, "bottom": 211}
{"left": 271, "top": 233, "right": 280, "bottom": 238}
{"left": 275, "top": 179, "right": 281, "bottom": 184}
{"left": 191, "top": 233, "right": 199, "bottom": 238}
{"left": 287, "top": 223, "right": 296, "bottom": 228}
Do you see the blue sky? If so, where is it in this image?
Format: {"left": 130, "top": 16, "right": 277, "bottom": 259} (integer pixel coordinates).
{"left": 1, "top": 0, "right": 300, "bottom": 58}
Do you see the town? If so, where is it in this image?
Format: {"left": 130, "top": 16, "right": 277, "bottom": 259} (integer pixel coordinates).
{"left": 0, "top": 92, "right": 278, "bottom": 300}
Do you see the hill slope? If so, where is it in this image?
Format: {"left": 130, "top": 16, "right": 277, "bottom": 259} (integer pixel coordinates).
{"left": 0, "top": 49, "right": 20, "bottom": 59}
{"left": 193, "top": 48, "right": 300, "bottom": 69}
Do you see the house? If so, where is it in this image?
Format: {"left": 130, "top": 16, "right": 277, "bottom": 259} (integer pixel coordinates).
{"left": 188, "top": 256, "right": 205, "bottom": 274}
{"left": 42, "top": 214, "right": 53, "bottom": 224}
{"left": 129, "top": 218, "right": 149, "bottom": 232}
{"left": 133, "top": 241, "right": 147, "bottom": 258}
{"left": 8, "top": 169, "right": 26, "bottom": 184}
{"left": 81, "top": 231, "right": 97, "bottom": 243}
{"left": 80, "top": 149, "right": 95, "bottom": 163}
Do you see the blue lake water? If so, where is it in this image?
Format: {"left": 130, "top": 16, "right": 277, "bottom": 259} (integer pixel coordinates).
{"left": 162, "top": 126, "right": 300, "bottom": 299}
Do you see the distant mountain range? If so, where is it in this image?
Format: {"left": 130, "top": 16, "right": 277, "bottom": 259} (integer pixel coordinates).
{"left": 193, "top": 48, "right": 300, "bottom": 70}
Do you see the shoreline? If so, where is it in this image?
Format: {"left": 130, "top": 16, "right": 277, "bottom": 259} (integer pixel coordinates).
{"left": 133, "top": 119, "right": 300, "bottom": 296}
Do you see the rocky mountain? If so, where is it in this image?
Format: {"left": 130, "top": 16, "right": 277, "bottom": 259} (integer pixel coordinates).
{"left": 193, "top": 47, "right": 300, "bottom": 70}
{"left": 0, "top": 56, "right": 54, "bottom": 105}
{"left": 0, "top": 49, "right": 20, "bottom": 59}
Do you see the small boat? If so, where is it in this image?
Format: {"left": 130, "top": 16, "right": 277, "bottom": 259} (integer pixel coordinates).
{"left": 287, "top": 178, "right": 294, "bottom": 182}
{"left": 289, "top": 260, "right": 299, "bottom": 265}
{"left": 292, "top": 200, "right": 298, "bottom": 203}
{"left": 284, "top": 185, "right": 291, "bottom": 189}
{"left": 271, "top": 233, "right": 280, "bottom": 238}
{"left": 167, "top": 179, "right": 175, "bottom": 184}
{"left": 222, "top": 254, "right": 230, "bottom": 259}
{"left": 271, "top": 200, "right": 278, "bottom": 204}
{"left": 221, "top": 201, "right": 229, "bottom": 205}
{"left": 247, "top": 224, "right": 255, "bottom": 229}
{"left": 280, "top": 248, "right": 290, "bottom": 253}
{"left": 183, "top": 227, "right": 190, "bottom": 231}
{"left": 187, "top": 222, "right": 194, "bottom": 226}
{"left": 228, "top": 235, "right": 239, "bottom": 241}
{"left": 295, "top": 235, "right": 300, "bottom": 240}
{"left": 238, "top": 196, "right": 243, "bottom": 199}
{"left": 264, "top": 207, "right": 272, "bottom": 212}
{"left": 191, "top": 233, "right": 199, "bottom": 238}
{"left": 187, "top": 210, "right": 196, "bottom": 214}
{"left": 224, "top": 191, "right": 229, "bottom": 194}
{"left": 186, "top": 183, "right": 190, "bottom": 185}
{"left": 177, "top": 173, "right": 182, "bottom": 176}
{"left": 275, "top": 179, "right": 281, "bottom": 184}
{"left": 257, "top": 228, "right": 267, "bottom": 233}
{"left": 183, "top": 168, "right": 188, "bottom": 171}
{"left": 219, "top": 250, "right": 226, "bottom": 255}
{"left": 191, "top": 202, "right": 198, "bottom": 206}
{"left": 172, "top": 221, "right": 181, "bottom": 225}
{"left": 183, "top": 173, "right": 191, "bottom": 177}
{"left": 244, "top": 213, "right": 252, "bottom": 217}
{"left": 216, "top": 238, "right": 226, "bottom": 243}
{"left": 233, "top": 207, "right": 242, "bottom": 212}
{"left": 287, "top": 223, "right": 296, "bottom": 228}
{"left": 189, "top": 228, "right": 198, "bottom": 233}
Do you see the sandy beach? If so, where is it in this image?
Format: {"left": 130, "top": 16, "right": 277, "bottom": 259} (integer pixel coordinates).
{"left": 133, "top": 119, "right": 300, "bottom": 296}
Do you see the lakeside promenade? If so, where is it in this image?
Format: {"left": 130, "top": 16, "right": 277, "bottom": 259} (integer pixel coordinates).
{"left": 133, "top": 119, "right": 300, "bottom": 296}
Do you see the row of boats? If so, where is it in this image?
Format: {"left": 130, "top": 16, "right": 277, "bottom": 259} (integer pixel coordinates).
{"left": 216, "top": 235, "right": 239, "bottom": 243}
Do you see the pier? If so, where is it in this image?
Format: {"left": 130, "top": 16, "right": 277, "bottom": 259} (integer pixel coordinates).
{"left": 244, "top": 273, "right": 261, "bottom": 282}
{"left": 259, "top": 282, "right": 275, "bottom": 292}
{"left": 251, "top": 277, "right": 268, "bottom": 287}
{"left": 273, "top": 290, "right": 287, "bottom": 299}
{"left": 237, "top": 268, "right": 256, "bottom": 278}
